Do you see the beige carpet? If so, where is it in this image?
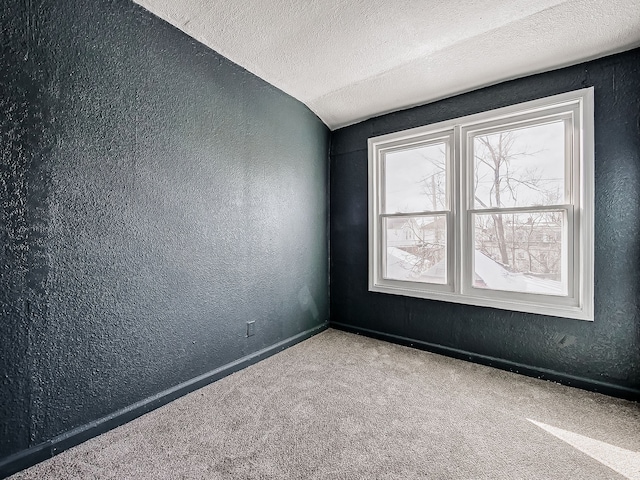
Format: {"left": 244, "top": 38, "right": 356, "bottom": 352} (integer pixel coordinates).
{"left": 10, "top": 329, "right": 640, "bottom": 479}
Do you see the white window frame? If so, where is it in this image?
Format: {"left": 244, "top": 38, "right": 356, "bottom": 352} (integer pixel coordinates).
{"left": 368, "top": 88, "right": 594, "bottom": 321}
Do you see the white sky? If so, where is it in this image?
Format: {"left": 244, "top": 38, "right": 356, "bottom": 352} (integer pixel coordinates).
{"left": 474, "top": 121, "right": 565, "bottom": 208}
{"left": 384, "top": 143, "right": 446, "bottom": 213}
{"left": 383, "top": 121, "right": 565, "bottom": 213}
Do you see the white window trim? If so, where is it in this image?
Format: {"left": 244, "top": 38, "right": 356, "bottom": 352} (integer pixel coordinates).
{"left": 368, "top": 88, "right": 594, "bottom": 321}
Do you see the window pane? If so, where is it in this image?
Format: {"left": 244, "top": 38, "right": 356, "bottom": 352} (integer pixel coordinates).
{"left": 473, "top": 121, "right": 565, "bottom": 209}
{"left": 384, "top": 143, "right": 447, "bottom": 213}
{"left": 384, "top": 216, "right": 446, "bottom": 284}
{"left": 473, "top": 212, "right": 567, "bottom": 295}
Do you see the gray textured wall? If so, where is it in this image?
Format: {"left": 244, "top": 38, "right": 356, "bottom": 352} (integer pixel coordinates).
{"left": 330, "top": 48, "right": 640, "bottom": 397}
{"left": 1, "top": 0, "right": 329, "bottom": 463}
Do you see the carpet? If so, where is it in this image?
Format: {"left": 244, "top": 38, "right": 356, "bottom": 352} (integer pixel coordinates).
{"left": 9, "top": 329, "right": 640, "bottom": 479}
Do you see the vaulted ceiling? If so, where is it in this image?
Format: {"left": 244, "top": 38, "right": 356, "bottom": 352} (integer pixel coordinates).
{"left": 133, "top": 0, "right": 640, "bottom": 129}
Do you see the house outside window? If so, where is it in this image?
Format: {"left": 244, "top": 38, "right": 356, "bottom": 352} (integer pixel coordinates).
{"left": 368, "top": 88, "right": 594, "bottom": 320}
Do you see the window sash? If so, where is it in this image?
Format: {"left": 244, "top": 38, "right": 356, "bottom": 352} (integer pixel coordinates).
{"left": 463, "top": 113, "right": 576, "bottom": 212}
{"left": 380, "top": 213, "right": 451, "bottom": 286}
{"left": 379, "top": 133, "right": 453, "bottom": 215}
{"left": 463, "top": 207, "right": 574, "bottom": 302}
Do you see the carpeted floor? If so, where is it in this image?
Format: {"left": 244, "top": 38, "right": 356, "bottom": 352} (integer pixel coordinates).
{"left": 9, "top": 329, "right": 640, "bottom": 479}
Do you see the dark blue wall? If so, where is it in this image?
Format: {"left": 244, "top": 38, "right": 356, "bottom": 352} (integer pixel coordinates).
{"left": 1, "top": 0, "right": 329, "bottom": 469}
{"left": 330, "top": 48, "right": 640, "bottom": 398}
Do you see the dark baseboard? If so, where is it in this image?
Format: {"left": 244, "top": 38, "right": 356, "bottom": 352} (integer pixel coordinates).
{"left": 330, "top": 322, "right": 640, "bottom": 402}
{"left": 0, "top": 323, "right": 328, "bottom": 479}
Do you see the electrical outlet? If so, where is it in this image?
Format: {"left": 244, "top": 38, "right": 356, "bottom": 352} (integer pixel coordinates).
{"left": 246, "top": 321, "right": 255, "bottom": 337}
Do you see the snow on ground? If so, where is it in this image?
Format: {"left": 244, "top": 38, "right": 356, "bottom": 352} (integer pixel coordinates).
{"left": 385, "top": 247, "right": 564, "bottom": 295}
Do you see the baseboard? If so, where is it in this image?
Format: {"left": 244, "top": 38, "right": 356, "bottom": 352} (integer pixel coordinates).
{"left": 0, "top": 322, "right": 328, "bottom": 479}
{"left": 331, "top": 322, "right": 640, "bottom": 401}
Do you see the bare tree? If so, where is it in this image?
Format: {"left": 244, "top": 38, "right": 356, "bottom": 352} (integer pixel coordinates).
{"left": 474, "top": 131, "right": 527, "bottom": 265}
{"left": 418, "top": 147, "right": 447, "bottom": 211}
{"left": 400, "top": 217, "right": 445, "bottom": 276}
{"left": 392, "top": 129, "right": 562, "bottom": 283}
{"left": 473, "top": 131, "right": 561, "bottom": 275}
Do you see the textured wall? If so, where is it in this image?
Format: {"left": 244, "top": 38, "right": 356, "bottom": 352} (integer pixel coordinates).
{"left": 1, "top": 0, "right": 328, "bottom": 462}
{"left": 330, "top": 48, "right": 640, "bottom": 395}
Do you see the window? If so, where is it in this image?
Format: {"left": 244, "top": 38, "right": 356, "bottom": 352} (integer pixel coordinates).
{"left": 368, "top": 88, "right": 594, "bottom": 320}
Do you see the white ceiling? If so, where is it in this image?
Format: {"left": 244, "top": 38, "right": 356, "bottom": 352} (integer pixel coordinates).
{"left": 134, "top": 0, "right": 640, "bottom": 130}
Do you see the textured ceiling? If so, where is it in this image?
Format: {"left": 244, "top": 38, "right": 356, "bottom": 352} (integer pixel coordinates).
{"left": 134, "top": 0, "right": 640, "bottom": 129}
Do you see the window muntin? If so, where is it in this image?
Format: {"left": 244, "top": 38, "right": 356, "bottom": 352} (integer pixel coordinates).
{"left": 368, "top": 88, "right": 594, "bottom": 320}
